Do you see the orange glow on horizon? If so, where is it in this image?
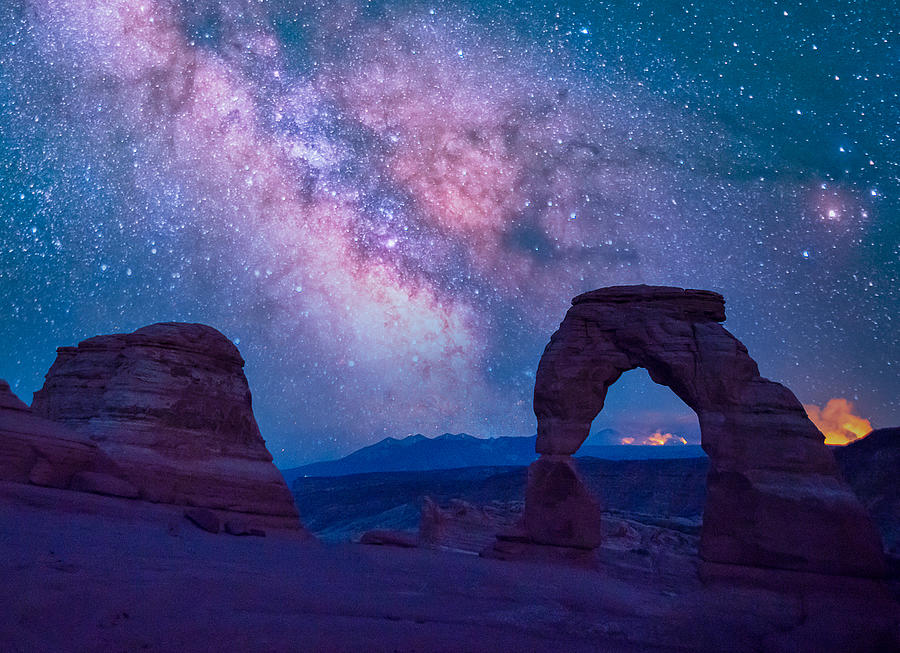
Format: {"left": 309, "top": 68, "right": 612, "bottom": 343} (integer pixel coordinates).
{"left": 620, "top": 431, "right": 688, "bottom": 446}
{"left": 804, "top": 398, "right": 873, "bottom": 446}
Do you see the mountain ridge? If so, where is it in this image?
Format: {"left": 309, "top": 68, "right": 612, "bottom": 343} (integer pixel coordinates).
{"left": 280, "top": 431, "right": 705, "bottom": 484}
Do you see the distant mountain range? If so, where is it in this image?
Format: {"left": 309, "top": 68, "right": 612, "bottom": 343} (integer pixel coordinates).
{"left": 280, "top": 432, "right": 705, "bottom": 483}
{"left": 287, "top": 428, "right": 900, "bottom": 563}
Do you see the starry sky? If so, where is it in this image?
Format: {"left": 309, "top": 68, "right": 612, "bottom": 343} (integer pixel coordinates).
{"left": 1, "top": 0, "right": 897, "bottom": 465}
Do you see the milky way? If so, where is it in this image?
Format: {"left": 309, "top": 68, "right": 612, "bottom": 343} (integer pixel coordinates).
{"left": 1, "top": 1, "right": 897, "bottom": 464}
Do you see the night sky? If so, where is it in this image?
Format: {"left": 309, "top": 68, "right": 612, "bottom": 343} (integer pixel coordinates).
{"left": 1, "top": 1, "right": 897, "bottom": 465}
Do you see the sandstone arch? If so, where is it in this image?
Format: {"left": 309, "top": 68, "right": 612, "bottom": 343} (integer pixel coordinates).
{"left": 524, "top": 285, "right": 885, "bottom": 576}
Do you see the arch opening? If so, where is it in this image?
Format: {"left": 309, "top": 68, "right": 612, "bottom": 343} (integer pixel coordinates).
{"left": 584, "top": 367, "right": 701, "bottom": 450}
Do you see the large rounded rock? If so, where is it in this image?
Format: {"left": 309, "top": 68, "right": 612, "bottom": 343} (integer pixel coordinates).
{"left": 31, "top": 323, "right": 302, "bottom": 530}
{"left": 33, "top": 323, "right": 266, "bottom": 458}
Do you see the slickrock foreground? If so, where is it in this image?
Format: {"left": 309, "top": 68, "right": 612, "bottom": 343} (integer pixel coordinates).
{"left": 1, "top": 479, "right": 897, "bottom": 653}
{"left": 2, "top": 323, "right": 303, "bottom": 531}
{"left": 523, "top": 285, "right": 885, "bottom": 577}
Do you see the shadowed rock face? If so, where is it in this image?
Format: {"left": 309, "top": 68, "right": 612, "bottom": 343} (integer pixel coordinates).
{"left": 27, "top": 323, "right": 301, "bottom": 529}
{"left": 523, "top": 456, "right": 602, "bottom": 549}
{"left": 526, "top": 285, "right": 885, "bottom": 577}
{"left": 835, "top": 428, "right": 900, "bottom": 559}
{"left": 0, "top": 380, "right": 128, "bottom": 494}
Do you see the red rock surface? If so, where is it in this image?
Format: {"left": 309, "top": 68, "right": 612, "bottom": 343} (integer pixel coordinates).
{"left": 419, "top": 497, "right": 521, "bottom": 553}
{"left": 0, "top": 380, "right": 129, "bottom": 494}
{"left": 527, "top": 285, "right": 885, "bottom": 577}
{"left": 28, "top": 323, "right": 302, "bottom": 530}
{"left": 523, "top": 455, "right": 602, "bottom": 549}
{"left": 4, "top": 478, "right": 897, "bottom": 653}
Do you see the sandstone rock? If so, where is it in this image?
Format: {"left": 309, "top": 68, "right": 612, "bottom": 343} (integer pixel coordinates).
{"left": 419, "top": 497, "right": 519, "bottom": 553}
{"left": 359, "top": 529, "right": 419, "bottom": 548}
{"left": 493, "top": 523, "right": 531, "bottom": 544}
{"left": 224, "top": 519, "right": 266, "bottom": 537}
{"left": 523, "top": 456, "right": 602, "bottom": 549}
{"left": 185, "top": 508, "right": 220, "bottom": 534}
{"left": 483, "top": 536, "right": 599, "bottom": 567}
{"left": 27, "top": 458, "right": 67, "bottom": 487}
{"left": 525, "top": 285, "right": 885, "bottom": 577}
{"left": 70, "top": 471, "right": 140, "bottom": 499}
{"left": 33, "top": 323, "right": 270, "bottom": 459}
{"left": 601, "top": 517, "right": 644, "bottom": 552}
{"left": 0, "top": 380, "right": 29, "bottom": 412}
{"left": 0, "top": 379, "right": 116, "bottom": 491}
{"left": 31, "top": 323, "right": 303, "bottom": 531}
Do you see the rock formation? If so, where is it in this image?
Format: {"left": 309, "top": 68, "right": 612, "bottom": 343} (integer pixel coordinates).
{"left": 419, "top": 497, "right": 521, "bottom": 553}
{"left": 9, "top": 322, "right": 303, "bottom": 530}
{"left": 0, "top": 379, "right": 133, "bottom": 495}
{"left": 523, "top": 456, "right": 602, "bottom": 549}
{"left": 524, "top": 285, "right": 885, "bottom": 576}
{"left": 835, "top": 427, "right": 900, "bottom": 559}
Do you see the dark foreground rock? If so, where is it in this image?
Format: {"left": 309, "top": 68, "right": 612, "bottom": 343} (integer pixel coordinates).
{"left": 2, "top": 479, "right": 896, "bottom": 653}
{"left": 420, "top": 497, "right": 521, "bottom": 554}
{"left": 359, "top": 529, "right": 419, "bottom": 548}
{"left": 70, "top": 471, "right": 140, "bottom": 499}
{"left": 835, "top": 427, "right": 900, "bottom": 559}
{"left": 225, "top": 519, "right": 266, "bottom": 537}
{"left": 185, "top": 507, "right": 221, "bottom": 534}
{"left": 523, "top": 455, "right": 603, "bottom": 549}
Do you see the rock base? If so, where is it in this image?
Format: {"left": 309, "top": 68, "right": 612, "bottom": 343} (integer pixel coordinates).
{"left": 482, "top": 528, "right": 600, "bottom": 568}
{"left": 523, "top": 455, "right": 602, "bottom": 549}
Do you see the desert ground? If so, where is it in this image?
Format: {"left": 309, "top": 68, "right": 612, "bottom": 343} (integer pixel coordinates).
{"left": 2, "top": 480, "right": 897, "bottom": 653}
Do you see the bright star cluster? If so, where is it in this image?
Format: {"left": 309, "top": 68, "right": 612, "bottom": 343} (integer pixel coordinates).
{"left": 1, "top": 1, "right": 897, "bottom": 464}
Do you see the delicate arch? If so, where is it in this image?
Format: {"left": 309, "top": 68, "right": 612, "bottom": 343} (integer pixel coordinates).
{"left": 524, "top": 286, "right": 884, "bottom": 577}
